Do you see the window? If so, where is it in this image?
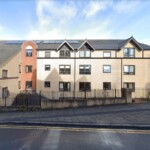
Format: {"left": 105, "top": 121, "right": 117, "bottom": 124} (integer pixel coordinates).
{"left": 45, "top": 65, "right": 51, "bottom": 71}
{"left": 18, "top": 81, "right": 21, "bottom": 89}
{"left": 45, "top": 51, "right": 51, "bottom": 58}
{"left": 2, "top": 87, "right": 9, "bottom": 99}
{"left": 79, "top": 50, "right": 91, "bottom": 57}
{"left": 26, "top": 49, "right": 32, "bottom": 57}
{"left": 25, "top": 65, "right": 32, "bottom": 73}
{"left": 124, "top": 48, "right": 135, "bottom": 57}
{"left": 59, "top": 82, "right": 70, "bottom": 91}
{"left": 124, "top": 65, "right": 135, "bottom": 75}
{"left": 59, "top": 50, "right": 70, "bottom": 57}
{"left": 26, "top": 81, "right": 32, "bottom": 89}
{"left": 2, "top": 70, "right": 8, "bottom": 78}
{"left": 103, "top": 65, "right": 111, "bottom": 73}
{"left": 123, "top": 82, "right": 135, "bottom": 92}
{"left": 19, "top": 65, "right": 21, "bottom": 73}
{"left": 103, "top": 52, "right": 111, "bottom": 58}
{"left": 59, "top": 65, "right": 71, "bottom": 74}
{"left": 44, "top": 81, "right": 51, "bottom": 88}
{"left": 103, "top": 82, "right": 111, "bottom": 90}
{"left": 79, "top": 65, "right": 91, "bottom": 74}
{"left": 79, "top": 82, "right": 91, "bottom": 91}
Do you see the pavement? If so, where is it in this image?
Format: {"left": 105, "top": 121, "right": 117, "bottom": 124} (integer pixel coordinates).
{"left": 0, "top": 102, "right": 150, "bottom": 129}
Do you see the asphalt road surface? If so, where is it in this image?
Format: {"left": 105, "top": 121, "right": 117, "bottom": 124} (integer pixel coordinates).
{"left": 0, "top": 125, "right": 150, "bottom": 150}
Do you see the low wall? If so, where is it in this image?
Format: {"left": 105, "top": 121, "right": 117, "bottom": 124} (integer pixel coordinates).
{"left": 41, "top": 98, "right": 127, "bottom": 109}
{"left": 0, "top": 97, "right": 15, "bottom": 107}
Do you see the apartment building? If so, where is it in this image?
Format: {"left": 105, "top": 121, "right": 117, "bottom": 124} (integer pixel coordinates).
{"left": 0, "top": 41, "right": 21, "bottom": 106}
{"left": 36, "top": 37, "right": 150, "bottom": 99}
{"left": 0, "top": 36, "right": 150, "bottom": 105}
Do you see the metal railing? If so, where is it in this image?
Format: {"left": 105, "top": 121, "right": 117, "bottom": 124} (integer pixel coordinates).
{"left": 40, "top": 89, "right": 122, "bottom": 100}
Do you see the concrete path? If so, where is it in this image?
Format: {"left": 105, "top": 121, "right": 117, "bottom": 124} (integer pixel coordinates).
{"left": 0, "top": 103, "right": 150, "bottom": 129}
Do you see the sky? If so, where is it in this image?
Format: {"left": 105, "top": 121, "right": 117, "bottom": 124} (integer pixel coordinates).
{"left": 0, "top": 0, "right": 150, "bottom": 44}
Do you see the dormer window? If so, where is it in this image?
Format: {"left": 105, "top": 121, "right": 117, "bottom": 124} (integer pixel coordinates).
{"left": 78, "top": 41, "right": 94, "bottom": 58}
{"left": 60, "top": 50, "right": 70, "bottom": 57}
{"left": 26, "top": 46, "right": 33, "bottom": 57}
{"left": 79, "top": 50, "right": 91, "bottom": 58}
{"left": 124, "top": 48, "right": 135, "bottom": 57}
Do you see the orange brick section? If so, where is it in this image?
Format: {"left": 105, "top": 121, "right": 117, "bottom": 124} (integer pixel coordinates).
{"left": 21, "top": 41, "right": 37, "bottom": 91}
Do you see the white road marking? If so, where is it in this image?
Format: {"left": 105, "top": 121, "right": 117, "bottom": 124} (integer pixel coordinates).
{"left": 41, "top": 130, "right": 61, "bottom": 150}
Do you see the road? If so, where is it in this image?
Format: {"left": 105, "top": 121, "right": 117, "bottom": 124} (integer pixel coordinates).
{"left": 0, "top": 125, "right": 150, "bottom": 150}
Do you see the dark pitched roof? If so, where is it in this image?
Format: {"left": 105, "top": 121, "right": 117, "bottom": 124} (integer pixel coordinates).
{"left": 57, "top": 41, "right": 74, "bottom": 51}
{"left": 0, "top": 41, "right": 22, "bottom": 65}
{"left": 118, "top": 36, "right": 143, "bottom": 50}
{"left": 0, "top": 37, "right": 150, "bottom": 64}
{"left": 37, "top": 38, "right": 150, "bottom": 50}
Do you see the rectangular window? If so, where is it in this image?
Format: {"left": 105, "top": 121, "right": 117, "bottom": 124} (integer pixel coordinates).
{"left": 124, "top": 48, "right": 135, "bottom": 57}
{"left": 45, "top": 65, "right": 51, "bottom": 71}
{"left": 2, "top": 70, "right": 8, "bottom": 78}
{"left": 25, "top": 65, "right": 32, "bottom": 73}
{"left": 18, "top": 81, "right": 21, "bottom": 89}
{"left": 19, "top": 65, "right": 21, "bottom": 73}
{"left": 26, "top": 81, "right": 32, "bottom": 89}
{"left": 124, "top": 65, "right": 135, "bottom": 75}
{"left": 103, "top": 52, "right": 111, "bottom": 58}
{"left": 59, "top": 82, "right": 70, "bottom": 91}
{"left": 59, "top": 50, "right": 70, "bottom": 57}
{"left": 26, "top": 49, "right": 32, "bottom": 57}
{"left": 123, "top": 82, "right": 135, "bottom": 92}
{"left": 79, "top": 50, "right": 91, "bottom": 57}
{"left": 79, "top": 65, "right": 91, "bottom": 74}
{"left": 103, "top": 65, "right": 111, "bottom": 73}
{"left": 59, "top": 65, "right": 71, "bottom": 74}
{"left": 79, "top": 82, "right": 91, "bottom": 91}
{"left": 44, "top": 81, "right": 51, "bottom": 88}
{"left": 45, "top": 51, "right": 51, "bottom": 58}
{"left": 103, "top": 82, "right": 111, "bottom": 90}
{"left": 2, "top": 87, "right": 8, "bottom": 99}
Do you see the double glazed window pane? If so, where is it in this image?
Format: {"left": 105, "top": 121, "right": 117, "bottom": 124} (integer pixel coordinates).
{"left": 25, "top": 66, "right": 32, "bottom": 73}
{"left": 80, "top": 65, "right": 91, "bottom": 74}
{"left": 103, "top": 82, "right": 111, "bottom": 90}
{"left": 60, "top": 50, "right": 70, "bottom": 57}
{"left": 103, "top": 52, "right": 111, "bottom": 57}
{"left": 124, "top": 83, "right": 135, "bottom": 91}
{"left": 26, "top": 49, "right": 32, "bottom": 57}
{"left": 59, "top": 82, "right": 70, "bottom": 91}
{"left": 124, "top": 66, "right": 135, "bottom": 74}
{"left": 60, "top": 65, "right": 70, "bottom": 74}
{"left": 45, "top": 51, "right": 50, "bottom": 57}
{"left": 45, "top": 65, "right": 50, "bottom": 71}
{"left": 124, "top": 48, "right": 135, "bottom": 57}
{"left": 103, "top": 65, "right": 111, "bottom": 73}
{"left": 79, "top": 82, "right": 91, "bottom": 91}
{"left": 79, "top": 51, "right": 91, "bottom": 57}
{"left": 44, "top": 81, "right": 50, "bottom": 87}
{"left": 2, "top": 70, "right": 7, "bottom": 78}
{"left": 26, "top": 81, "right": 32, "bottom": 89}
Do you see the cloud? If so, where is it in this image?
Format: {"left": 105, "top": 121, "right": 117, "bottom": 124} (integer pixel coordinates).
{"left": 113, "top": 0, "right": 141, "bottom": 14}
{"left": 83, "top": 0, "right": 112, "bottom": 18}
{"left": 27, "top": 0, "right": 77, "bottom": 39}
{"left": 27, "top": 0, "right": 144, "bottom": 41}
{"left": 37, "top": 0, "right": 77, "bottom": 25}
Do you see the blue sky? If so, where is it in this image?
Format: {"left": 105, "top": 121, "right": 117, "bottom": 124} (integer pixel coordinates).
{"left": 0, "top": 0, "right": 150, "bottom": 44}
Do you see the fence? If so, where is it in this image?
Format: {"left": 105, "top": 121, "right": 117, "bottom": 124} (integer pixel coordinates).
{"left": 41, "top": 89, "right": 122, "bottom": 100}
{"left": 12, "top": 92, "right": 41, "bottom": 108}
{"left": 133, "top": 89, "right": 150, "bottom": 99}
